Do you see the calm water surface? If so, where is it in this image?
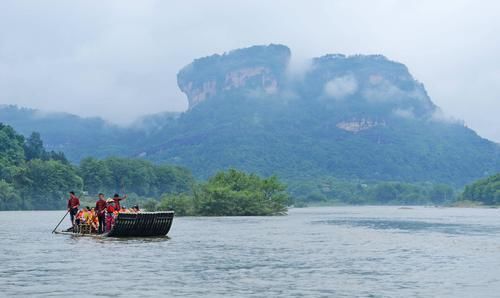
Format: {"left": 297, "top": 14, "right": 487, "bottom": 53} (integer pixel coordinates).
{"left": 1, "top": 206, "right": 500, "bottom": 297}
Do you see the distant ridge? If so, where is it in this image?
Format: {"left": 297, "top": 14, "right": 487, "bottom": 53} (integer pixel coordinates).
{"left": 1, "top": 44, "right": 498, "bottom": 186}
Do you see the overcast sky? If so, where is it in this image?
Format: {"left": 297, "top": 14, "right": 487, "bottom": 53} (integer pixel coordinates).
{"left": 0, "top": 0, "right": 499, "bottom": 142}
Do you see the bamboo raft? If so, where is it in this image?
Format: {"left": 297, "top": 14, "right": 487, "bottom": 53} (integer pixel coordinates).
{"left": 54, "top": 211, "right": 175, "bottom": 238}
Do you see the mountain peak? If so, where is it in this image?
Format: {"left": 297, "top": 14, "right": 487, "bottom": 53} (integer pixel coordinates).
{"left": 306, "top": 52, "right": 436, "bottom": 118}
{"left": 177, "top": 44, "right": 291, "bottom": 109}
{"left": 177, "top": 45, "right": 436, "bottom": 118}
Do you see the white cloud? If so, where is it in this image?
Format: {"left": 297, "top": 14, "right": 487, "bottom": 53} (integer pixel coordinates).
{"left": 0, "top": 0, "right": 498, "bottom": 141}
{"left": 286, "top": 55, "right": 312, "bottom": 81}
{"left": 393, "top": 108, "right": 415, "bottom": 119}
{"left": 430, "top": 108, "right": 464, "bottom": 125}
{"left": 324, "top": 75, "right": 358, "bottom": 99}
{"left": 362, "top": 79, "right": 406, "bottom": 102}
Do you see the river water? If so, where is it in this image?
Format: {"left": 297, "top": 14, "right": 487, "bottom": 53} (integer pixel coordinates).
{"left": 1, "top": 206, "right": 500, "bottom": 297}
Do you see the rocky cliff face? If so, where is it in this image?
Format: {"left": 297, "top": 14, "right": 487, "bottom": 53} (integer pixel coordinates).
{"left": 178, "top": 44, "right": 436, "bottom": 124}
{"left": 177, "top": 44, "right": 290, "bottom": 109}
{"left": 336, "top": 118, "right": 386, "bottom": 133}
{"left": 167, "top": 45, "right": 499, "bottom": 185}
{"left": 4, "top": 45, "right": 498, "bottom": 186}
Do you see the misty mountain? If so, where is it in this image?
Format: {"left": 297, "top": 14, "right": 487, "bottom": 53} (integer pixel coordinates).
{"left": 1, "top": 44, "right": 498, "bottom": 186}
{"left": 0, "top": 105, "right": 134, "bottom": 160}
{"left": 146, "top": 44, "right": 500, "bottom": 186}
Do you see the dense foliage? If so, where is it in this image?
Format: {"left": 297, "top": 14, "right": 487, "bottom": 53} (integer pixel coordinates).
{"left": 289, "top": 177, "right": 455, "bottom": 206}
{"left": 0, "top": 124, "right": 193, "bottom": 210}
{"left": 2, "top": 45, "right": 498, "bottom": 188}
{"left": 0, "top": 124, "right": 82, "bottom": 210}
{"left": 79, "top": 157, "right": 193, "bottom": 197}
{"left": 1, "top": 45, "right": 499, "bottom": 193}
{"left": 0, "top": 105, "right": 149, "bottom": 161}
{"left": 460, "top": 173, "right": 500, "bottom": 205}
{"left": 153, "top": 169, "right": 288, "bottom": 216}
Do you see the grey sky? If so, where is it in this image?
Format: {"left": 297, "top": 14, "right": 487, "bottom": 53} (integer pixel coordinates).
{"left": 0, "top": 0, "right": 499, "bottom": 142}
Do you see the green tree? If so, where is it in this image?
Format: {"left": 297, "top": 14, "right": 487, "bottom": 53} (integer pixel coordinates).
{"left": 24, "top": 132, "right": 46, "bottom": 161}
{"left": 0, "top": 180, "right": 21, "bottom": 210}
{"left": 370, "top": 183, "right": 399, "bottom": 203}
{"left": 157, "top": 194, "right": 194, "bottom": 216}
{"left": 462, "top": 173, "right": 500, "bottom": 204}
{"left": 79, "top": 157, "right": 111, "bottom": 195}
{"left": 21, "top": 159, "right": 83, "bottom": 209}
{"left": 154, "top": 165, "right": 193, "bottom": 195}
{"left": 196, "top": 169, "right": 288, "bottom": 216}
{"left": 429, "top": 184, "right": 454, "bottom": 204}
{"left": 104, "top": 158, "right": 156, "bottom": 196}
{"left": 0, "top": 123, "right": 25, "bottom": 167}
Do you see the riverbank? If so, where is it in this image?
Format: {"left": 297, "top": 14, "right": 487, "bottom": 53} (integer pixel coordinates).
{"left": 447, "top": 200, "right": 499, "bottom": 208}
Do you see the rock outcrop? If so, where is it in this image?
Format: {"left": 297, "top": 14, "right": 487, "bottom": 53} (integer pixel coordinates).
{"left": 178, "top": 44, "right": 436, "bottom": 120}
{"left": 5, "top": 45, "right": 498, "bottom": 187}
{"left": 177, "top": 44, "right": 290, "bottom": 109}
{"left": 336, "top": 118, "right": 386, "bottom": 133}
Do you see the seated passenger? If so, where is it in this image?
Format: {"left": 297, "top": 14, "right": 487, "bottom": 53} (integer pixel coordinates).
{"left": 113, "top": 209, "right": 119, "bottom": 219}
{"left": 75, "top": 209, "right": 84, "bottom": 225}
{"left": 89, "top": 208, "right": 99, "bottom": 233}
{"left": 82, "top": 206, "right": 92, "bottom": 224}
{"left": 131, "top": 205, "right": 140, "bottom": 213}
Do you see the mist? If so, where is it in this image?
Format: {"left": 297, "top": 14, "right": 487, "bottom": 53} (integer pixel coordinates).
{"left": 0, "top": 0, "right": 499, "bottom": 142}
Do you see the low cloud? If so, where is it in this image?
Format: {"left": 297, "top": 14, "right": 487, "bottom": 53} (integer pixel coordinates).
{"left": 286, "top": 55, "right": 313, "bottom": 81}
{"left": 393, "top": 108, "right": 415, "bottom": 119}
{"left": 430, "top": 108, "right": 464, "bottom": 125}
{"left": 324, "top": 75, "right": 358, "bottom": 99}
{"left": 362, "top": 79, "right": 406, "bottom": 102}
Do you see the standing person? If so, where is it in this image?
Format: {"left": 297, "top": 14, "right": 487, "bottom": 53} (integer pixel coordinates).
{"left": 95, "top": 193, "right": 107, "bottom": 234}
{"left": 105, "top": 199, "right": 116, "bottom": 232}
{"left": 67, "top": 191, "right": 80, "bottom": 227}
{"left": 112, "top": 193, "right": 127, "bottom": 211}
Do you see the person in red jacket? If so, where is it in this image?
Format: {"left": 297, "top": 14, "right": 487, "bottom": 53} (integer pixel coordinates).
{"left": 105, "top": 198, "right": 116, "bottom": 232}
{"left": 95, "top": 193, "right": 107, "bottom": 234}
{"left": 112, "top": 193, "right": 127, "bottom": 211}
{"left": 67, "top": 191, "right": 80, "bottom": 227}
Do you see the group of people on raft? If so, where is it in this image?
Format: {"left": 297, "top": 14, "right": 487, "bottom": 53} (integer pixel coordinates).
{"left": 67, "top": 191, "right": 140, "bottom": 234}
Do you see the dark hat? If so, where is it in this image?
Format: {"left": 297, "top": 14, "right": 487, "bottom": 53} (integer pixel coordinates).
{"left": 70, "top": 191, "right": 75, "bottom": 195}
{"left": 113, "top": 193, "right": 120, "bottom": 197}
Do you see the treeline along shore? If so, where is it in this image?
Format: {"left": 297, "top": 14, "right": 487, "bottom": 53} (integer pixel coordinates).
{"left": 0, "top": 123, "right": 288, "bottom": 215}
{"left": 0, "top": 123, "right": 497, "bottom": 214}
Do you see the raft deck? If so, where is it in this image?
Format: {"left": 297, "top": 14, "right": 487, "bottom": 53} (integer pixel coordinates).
{"left": 55, "top": 211, "right": 175, "bottom": 238}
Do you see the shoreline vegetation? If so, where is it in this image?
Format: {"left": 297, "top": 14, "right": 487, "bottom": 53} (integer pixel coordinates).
{"left": 0, "top": 123, "right": 498, "bottom": 215}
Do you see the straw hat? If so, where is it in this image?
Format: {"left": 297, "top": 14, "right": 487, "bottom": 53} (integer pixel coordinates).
{"left": 106, "top": 198, "right": 114, "bottom": 203}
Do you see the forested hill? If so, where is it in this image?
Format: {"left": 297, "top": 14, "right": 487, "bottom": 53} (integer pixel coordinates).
{"left": 0, "top": 105, "right": 130, "bottom": 160}
{"left": 0, "top": 105, "right": 180, "bottom": 161}
{"left": 146, "top": 44, "right": 500, "bottom": 186}
{"left": 0, "top": 123, "right": 193, "bottom": 210}
{"left": 1, "top": 44, "right": 499, "bottom": 187}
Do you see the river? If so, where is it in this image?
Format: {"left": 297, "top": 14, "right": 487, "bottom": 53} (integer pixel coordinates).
{"left": 1, "top": 206, "right": 500, "bottom": 297}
